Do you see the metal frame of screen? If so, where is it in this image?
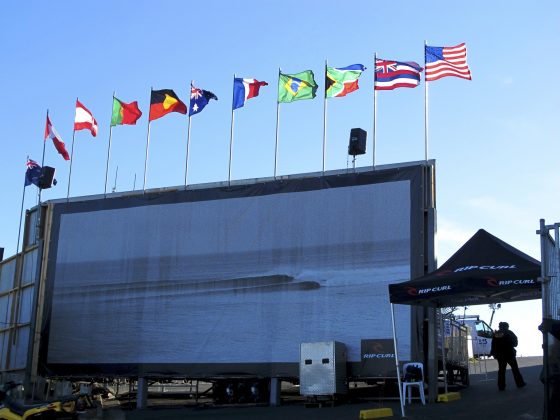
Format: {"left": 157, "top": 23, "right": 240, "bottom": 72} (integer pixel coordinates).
{"left": 38, "top": 162, "right": 432, "bottom": 379}
{"left": 0, "top": 206, "right": 44, "bottom": 389}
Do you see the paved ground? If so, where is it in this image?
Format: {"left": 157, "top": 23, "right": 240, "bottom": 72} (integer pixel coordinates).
{"left": 89, "top": 357, "right": 544, "bottom": 419}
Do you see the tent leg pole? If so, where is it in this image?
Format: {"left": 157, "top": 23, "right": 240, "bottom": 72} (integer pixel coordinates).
{"left": 440, "top": 309, "right": 448, "bottom": 395}
{"left": 427, "top": 307, "right": 438, "bottom": 403}
{"left": 391, "top": 303, "right": 405, "bottom": 417}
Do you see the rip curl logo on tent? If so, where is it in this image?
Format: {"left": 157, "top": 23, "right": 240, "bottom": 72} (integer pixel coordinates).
{"left": 499, "top": 279, "right": 536, "bottom": 286}
{"left": 405, "top": 285, "right": 451, "bottom": 295}
{"left": 454, "top": 264, "right": 517, "bottom": 273}
{"left": 417, "top": 285, "right": 452, "bottom": 294}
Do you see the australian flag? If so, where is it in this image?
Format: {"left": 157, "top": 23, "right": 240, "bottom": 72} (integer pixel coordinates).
{"left": 189, "top": 84, "right": 218, "bottom": 116}
{"left": 24, "top": 159, "right": 42, "bottom": 187}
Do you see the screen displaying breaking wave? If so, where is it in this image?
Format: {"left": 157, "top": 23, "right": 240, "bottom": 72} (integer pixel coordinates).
{"left": 47, "top": 180, "right": 412, "bottom": 366}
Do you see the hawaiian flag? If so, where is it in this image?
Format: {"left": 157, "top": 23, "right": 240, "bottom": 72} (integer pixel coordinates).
{"left": 425, "top": 43, "right": 472, "bottom": 81}
{"left": 189, "top": 84, "right": 218, "bottom": 116}
{"left": 44, "top": 115, "right": 70, "bottom": 160}
{"left": 233, "top": 78, "right": 268, "bottom": 110}
{"left": 375, "top": 59, "right": 423, "bottom": 90}
{"left": 25, "top": 159, "right": 42, "bottom": 187}
{"left": 74, "top": 100, "right": 98, "bottom": 136}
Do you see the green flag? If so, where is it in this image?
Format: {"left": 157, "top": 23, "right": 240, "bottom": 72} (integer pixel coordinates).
{"left": 278, "top": 70, "right": 318, "bottom": 103}
{"left": 325, "top": 64, "right": 366, "bottom": 98}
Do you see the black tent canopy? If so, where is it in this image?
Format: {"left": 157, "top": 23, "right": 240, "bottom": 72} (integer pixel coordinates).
{"left": 389, "top": 229, "right": 541, "bottom": 307}
{"left": 388, "top": 229, "right": 541, "bottom": 416}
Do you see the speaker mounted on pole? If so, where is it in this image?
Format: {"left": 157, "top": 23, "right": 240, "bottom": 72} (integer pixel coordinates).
{"left": 348, "top": 128, "right": 367, "bottom": 156}
{"left": 39, "top": 166, "right": 56, "bottom": 189}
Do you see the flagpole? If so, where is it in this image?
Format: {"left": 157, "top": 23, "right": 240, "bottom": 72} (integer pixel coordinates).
{"left": 185, "top": 81, "right": 194, "bottom": 187}
{"left": 66, "top": 98, "right": 78, "bottom": 200}
{"left": 424, "top": 40, "right": 429, "bottom": 161}
{"left": 322, "top": 60, "right": 328, "bottom": 174}
{"left": 104, "top": 92, "right": 115, "bottom": 197}
{"left": 274, "top": 68, "right": 281, "bottom": 179}
{"left": 40, "top": 112, "right": 47, "bottom": 168}
{"left": 16, "top": 156, "right": 29, "bottom": 255}
{"left": 38, "top": 110, "right": 48, "bottom": 206}
{"left": 185, "top": 115, "right": 192, "bottom": 186}
{"left": 143, "top": 88, "right": 152, "bottom": 192}
{"left": 36, "top": 110, "right": 48, "bottom": 244}
{"left": 228, "top": 74, "right": 236, "bottom": 186}
{"left": 372, "top": 53, "right": 377, "bottom": 169}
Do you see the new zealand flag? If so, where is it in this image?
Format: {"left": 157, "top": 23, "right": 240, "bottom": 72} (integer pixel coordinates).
{"left": 25, "top": 159, "right": 42, "bottom": 187}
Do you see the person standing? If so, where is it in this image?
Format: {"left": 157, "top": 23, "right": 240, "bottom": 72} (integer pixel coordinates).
{"left": 490, "top": 321, "right": 526, "bottom": 390}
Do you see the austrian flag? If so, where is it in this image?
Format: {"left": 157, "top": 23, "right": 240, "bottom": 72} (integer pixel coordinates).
{"left": 44, "top": 115, "right": 70, "bottom": 160}
{"left": 74, "top": 100, "right": 98, "bottom": 136}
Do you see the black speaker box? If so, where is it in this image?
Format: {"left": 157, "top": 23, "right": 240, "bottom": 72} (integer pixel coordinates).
{"left": 348, "top": 128, "right": 367, "bottom": 156}
{"left": 39, "top": 166, "right": 56, "bottom": 189}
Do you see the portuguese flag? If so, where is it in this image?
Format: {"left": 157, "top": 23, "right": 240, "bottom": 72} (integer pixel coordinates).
{"left": 149, "top": 89, "right": 187, "bottom": 121}
{"left": 111, "top": 97, "right": 142, "bottom": 126}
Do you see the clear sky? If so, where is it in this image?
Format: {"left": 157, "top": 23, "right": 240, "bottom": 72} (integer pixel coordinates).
{"left": 1, "top": 1, "right": 558, "bottom": 356}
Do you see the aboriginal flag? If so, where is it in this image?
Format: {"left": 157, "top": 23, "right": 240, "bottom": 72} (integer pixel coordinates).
{"left": 149, "top": 89, "right": 187, "bottom": 121}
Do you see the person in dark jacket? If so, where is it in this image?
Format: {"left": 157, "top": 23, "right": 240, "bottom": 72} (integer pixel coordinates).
{"left": 490, "top": 321, "right": 526, "bottom": 390}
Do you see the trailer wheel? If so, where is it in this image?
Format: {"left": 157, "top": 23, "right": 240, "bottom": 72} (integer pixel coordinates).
{"left": 460, "top": 368, "right": 470, "bottom": 387}
{"left": 446, "top": 367, "right": 455, "bottom": 385}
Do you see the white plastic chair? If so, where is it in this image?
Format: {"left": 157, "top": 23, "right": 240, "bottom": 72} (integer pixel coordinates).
{"left": 402, "top": 362, "right": 426, "bottom": 405}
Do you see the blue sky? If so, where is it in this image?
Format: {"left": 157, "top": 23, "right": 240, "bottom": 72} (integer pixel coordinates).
{"left": 1, "top": 1, "right": 559, "bottom": 355}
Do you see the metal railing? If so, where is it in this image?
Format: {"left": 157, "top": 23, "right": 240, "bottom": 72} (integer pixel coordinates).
{"left": 537, "top": 219, "right": 560, "bottom": 420}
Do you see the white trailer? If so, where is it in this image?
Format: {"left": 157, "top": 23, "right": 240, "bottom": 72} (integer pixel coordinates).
{"left": 456, "top": 316, "right": 494, "bottom": 358}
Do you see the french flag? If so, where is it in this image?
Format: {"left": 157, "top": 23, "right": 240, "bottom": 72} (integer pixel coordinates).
{"left": 74, "top": 99, "right": 98, "bottom": 136}
{"left": 232, "top": 78, "right": 268, "bottom": 110}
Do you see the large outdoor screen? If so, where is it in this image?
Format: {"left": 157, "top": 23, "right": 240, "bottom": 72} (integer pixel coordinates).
{"left": 42, "top": 165, "right": 426, "bottom": 377}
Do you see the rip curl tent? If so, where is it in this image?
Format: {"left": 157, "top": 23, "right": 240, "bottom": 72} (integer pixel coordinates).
{"left": 389, "top": 229, "right": 542, "bottom": 307}
{"left": 387, "top": 229, "right": 541, "bottom": 417}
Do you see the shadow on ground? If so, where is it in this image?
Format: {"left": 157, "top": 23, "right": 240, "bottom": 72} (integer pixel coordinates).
{"left": 86, "top": 357, "right": 543, "bottom": 420}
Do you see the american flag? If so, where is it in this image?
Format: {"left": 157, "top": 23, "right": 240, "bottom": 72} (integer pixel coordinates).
{"left": 425, "top": 43, "right": 472, "bottom": 82}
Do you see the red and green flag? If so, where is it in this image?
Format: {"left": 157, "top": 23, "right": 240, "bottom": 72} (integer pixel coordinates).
{"left": 111, "top": 97, "right": 142, "bottom": 126}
